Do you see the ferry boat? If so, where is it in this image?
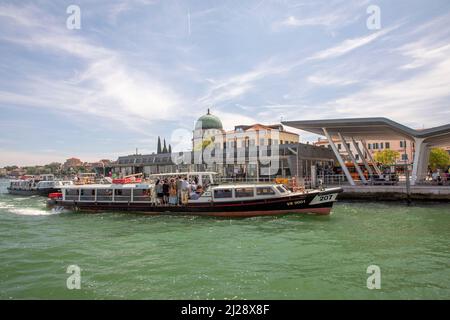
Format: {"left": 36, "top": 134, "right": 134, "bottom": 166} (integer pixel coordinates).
{"left": 7, "top": 174, "right": 73, "bottom": 196}
{"left": 7, "top": 179, "right": 37, "bottom": 196}
{"left": 47, "top": 173, "right": 343, "bottom": 217}
{"left": 35, "top": 180, "right": 74, "bottom": 196}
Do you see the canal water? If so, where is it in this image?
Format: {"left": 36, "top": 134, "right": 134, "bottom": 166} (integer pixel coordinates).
{"left": 0, "top": 179, "right": 449, "bottom": 299}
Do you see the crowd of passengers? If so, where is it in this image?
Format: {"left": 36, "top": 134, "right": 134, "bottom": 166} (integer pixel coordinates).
{"left": 154, "top": 176, "right": 205, "bottom": 205}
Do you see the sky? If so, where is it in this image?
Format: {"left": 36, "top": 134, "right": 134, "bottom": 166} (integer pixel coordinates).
{"left": 0, "top": 0, "right": 450, "bottom": 166}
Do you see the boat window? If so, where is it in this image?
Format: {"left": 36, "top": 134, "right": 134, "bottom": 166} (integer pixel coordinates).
{"left": 80, "top": 189, "right": 95, "bottom": 196}
{"left": 114, "top": 189, "right": 131, "bottom": 201}
{"left": 65, "top": 189, "right": 79, "bottom": 201}
{"left": 214, "top": 189, "right": 233, "bottom": 199}
{"left": 80, "top": 189, "right": 95, "bottom": 201}
{"left": 256, "top": 187, "right": 275, "bottom": 195}
{"left": 276, "top": 186, "right": 286, "bottom": 193}
{"left": 235, "top": 187, "right": 254, "bottom": 198}
{"left": 133, "top": 189, "right": 150, "bottom": 201}
{"left": 97, "top": 189, "right": 113, "bottom": 201}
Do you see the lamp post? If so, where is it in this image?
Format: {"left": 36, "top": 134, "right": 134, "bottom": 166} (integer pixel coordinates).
{"left": 288, "top": 146, "right": 299, "bottom": 180}
{"left": 404, "top": 140, "right": 411, "bottom": 204}
{"left": 101, "top": 161, "right": 105, "bottom": 177}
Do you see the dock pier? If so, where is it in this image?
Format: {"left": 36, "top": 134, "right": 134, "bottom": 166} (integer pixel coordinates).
{"left": 337, "top": 185, "right": 450, "bottom": 201}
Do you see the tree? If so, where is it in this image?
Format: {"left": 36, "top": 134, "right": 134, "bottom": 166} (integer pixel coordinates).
{"left": 44, "top": 162, "right": 62, "bottom": 174}
{"left": 429, "top": 148, "right": 450, "bottom": 170}
{"left": 162, "top": 139, "right": 168, "bottom": 153}
{"left": 24, "top": 166, "right": 38, "bottom": 175}
{"left": 168, "top": 144, "right": 172, "bottom": 154}
{"left": 373, "top": 149, "right": 400, "bottom": 165}
{"left": 157, "top": 136, "right": 162, "bottom": 154}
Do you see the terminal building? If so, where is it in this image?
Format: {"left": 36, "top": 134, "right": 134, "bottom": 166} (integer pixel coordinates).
{"left": 314, "top": 137, "right": 415, "bottom": 165}
{"left": 283, "top": 117, "right": 450, "bottom": 186}
{"left": 111, "top": 110, "right": 336, "bottom": 180}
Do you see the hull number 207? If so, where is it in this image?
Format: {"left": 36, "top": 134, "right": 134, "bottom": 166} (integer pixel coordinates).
{"left": 319, "top": 194, "right": 334, "bottom": 201}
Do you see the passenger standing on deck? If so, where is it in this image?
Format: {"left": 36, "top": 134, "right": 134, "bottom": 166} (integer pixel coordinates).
{"left": 169, "top": 178, "right": 178, "bottom": 205}
{"left": 176, "top": 176, "right": 183, "bottom": 204}
{"left": 162, "top": 179, "right": 170, "bottom": 205}
{"left": 181, "top": 177, "right": 189, "bottom": 203}
{"left": 190, "top": 180, "right": 197, "bottom": 193}
{"left": 155, "top": 179, "right": 164, "bottom": 205}
{"left": 150, "top": 182, "right": 157, "bottom": 204}
{"left": 190, "top": 185, "right": 203, "bottom": 200}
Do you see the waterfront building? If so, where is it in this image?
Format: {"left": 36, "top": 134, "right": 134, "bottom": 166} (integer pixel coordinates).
{"left": 314, "top": 137, "right": 415, "bottom": 164}
{"left": 192, "top": 109, "right": 226, "bottom": 151}
{"left": 111, "top": 110, "right": 336, "bottom": 180}
{"left": 88, "top": 159, "right": 113, "bottom": 176}
{"left": 63, "top": 157, "right": 83, "bottom": 171}
{"left": 193, "top": 110, "right": 299, "bottom": 149}
{"left": 225, "top": 123, "right": 299, "bottom": 147}
{"left": 445, "top": 146, "right": 450, "bottom": 155}
{"left": 9, "top": 168, "right": 27, "bottom": 178}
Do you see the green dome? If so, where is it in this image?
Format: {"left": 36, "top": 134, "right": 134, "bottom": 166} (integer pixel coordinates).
{"left": 195, "top": 109, "right": 223, "bottom": 130}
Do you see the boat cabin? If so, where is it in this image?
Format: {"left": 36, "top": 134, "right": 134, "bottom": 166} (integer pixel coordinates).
{"left": 8, "top": 180, "right": 35, "bottom": 191}
{"left": 192, "top": 184, "right": 292, "bottom": 203}
{"left": 62, "top": 183, "right": 153, "bottom": 202}
{"left": 59, "top": 182, "right": 291, "bottom": 204}
{"left": 36, "top": 180, "right": 73, "bottom": 189}
{"left": 39, "top": 174, "right": 55, "bottom": 181}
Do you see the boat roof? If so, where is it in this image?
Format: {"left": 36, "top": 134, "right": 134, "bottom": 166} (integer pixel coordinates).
{"left": 148, "top": 171, "right": 218, "bottom": 176}
{"left": 212, "top": 183, "right": 285, "bottom": 189}
{"left": 60, "top": 182, "right": 285, "bottom": 189}
{"left": 61, "top": 183, "right": 151, "bottom": 189}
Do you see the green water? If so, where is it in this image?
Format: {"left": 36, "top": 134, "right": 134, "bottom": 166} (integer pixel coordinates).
{"left": 0, "top": 179, "right": 449, "bottom": 299}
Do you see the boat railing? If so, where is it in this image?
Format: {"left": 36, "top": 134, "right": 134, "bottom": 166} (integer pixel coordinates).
{"left": 113, "top": 195, "right": 130, "bottom": 202}
{"left": 80, "top": 195, "right": 96, "bottom": 201}
{"left": 65, "top": 195, "right": 79, "bottom": 201}
{"left": 133, "top": 195, "right": 151, "bottom": 202}
{"left": 316, "top": 173, "right": 425, "bottom": 186}
{"left": 64, "top": 194, "right": 153, "bottom": 202}
{"left": 97, "top": 195, "right": 113, "bottom": 201}
{"left": 217, "top": 177, "right": 274, "bottom": 184}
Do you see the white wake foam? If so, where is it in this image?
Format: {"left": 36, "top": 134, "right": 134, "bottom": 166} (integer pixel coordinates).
{"left": 8, "top": 208, "right": 60, "bottom": 216}
{"left": 12, "top": 197, "right": 30, "bottom": 201}
{"left": 0, "top": 201, "right": 15, "bottom": 209}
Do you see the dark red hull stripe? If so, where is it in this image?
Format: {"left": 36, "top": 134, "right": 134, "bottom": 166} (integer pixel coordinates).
{"left": 203, "top": 207, "right": 332, "bottom": 217}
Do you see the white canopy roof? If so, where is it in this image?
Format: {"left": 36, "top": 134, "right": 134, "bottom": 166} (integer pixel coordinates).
{"left": 283, "top": 117, "right": 450, "bottom": 147}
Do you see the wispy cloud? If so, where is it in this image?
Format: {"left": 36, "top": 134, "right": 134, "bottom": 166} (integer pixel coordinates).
{"left": 278, "top": 14, "right": 343, "bottom": 28}
{"left": 307, "top": 74, "right": 357, "bottom": 86}
{"left": 312, "top": 17, "right": 450, "bottom": 127}
{"left": 200, "top": 24, "right": 397, "bottom": 106}
{"left": 308, "top": 25, "right": 399, "bottom": 61}
{"left": 107, "top": 0, "right": 157, "bottom": 24}
{"left": 0, "top": 3, "right": 183, "bottom": 135}
{"left": 272, "top": 0, "right": 369, "bottom": 32}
